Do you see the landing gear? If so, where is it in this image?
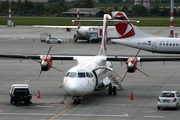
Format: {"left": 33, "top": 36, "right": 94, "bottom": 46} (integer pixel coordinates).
{"left": 108, "top": 85, "right": 116, "bottom": 95}
{"left": 73, "top": 96, "right": 81, "bottom": 104}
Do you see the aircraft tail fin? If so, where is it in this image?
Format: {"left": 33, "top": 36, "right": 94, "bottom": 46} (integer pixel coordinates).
{"left": 77, "top": 9, "right": 81, "bottom": 29}
{"left": 98, "top": 14, "right": 112, "bottom": 56}
{"left": 111, "top": 11, "right": 136, "bottom": 38}
{"left": 111, "top": 11, "right": 156, "bottom": 39}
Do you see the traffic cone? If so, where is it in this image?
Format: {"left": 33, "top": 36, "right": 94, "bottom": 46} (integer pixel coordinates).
{"left": 33, "top": 38, "right": 35, "bottom": 42}
{"left": 130, "top": 91, "right": 134, "bottom": 100}
{"left": 37, "top": 90, "right": 41, "bottom": 98}
{"left": 69, "top": 38, "right": 71, "bottom": 42}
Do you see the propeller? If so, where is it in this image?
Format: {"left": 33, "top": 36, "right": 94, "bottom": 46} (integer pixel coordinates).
{"left": 115, "top": 49, "right": 148, "bottom": 82}
{"left": 25, "top": 45, "right": 63, "bottom": 81}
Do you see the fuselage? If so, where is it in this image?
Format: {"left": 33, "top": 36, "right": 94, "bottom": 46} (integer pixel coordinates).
{"left": 112, "top": 36, "right": 180, "bottom": 54}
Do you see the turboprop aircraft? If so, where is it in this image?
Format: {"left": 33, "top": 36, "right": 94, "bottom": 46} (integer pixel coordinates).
{"left": 34, "top": 9, "right": 120, "bottom": 43}
{"left": 33, "top": 9, "right": 101, "bottom": 42}
{"left": 111, "top": 11, "right": 180, "bottom": 54}
{"left": 1, "top": 14, "right": 180, "bottom": 104}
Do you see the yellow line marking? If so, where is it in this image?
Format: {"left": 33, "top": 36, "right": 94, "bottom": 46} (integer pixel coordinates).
{"left": 49, "top": 104, "right": 76, "bottom": 120}
{"left": 153, "top": 28, "right": 167, "bottom": 35}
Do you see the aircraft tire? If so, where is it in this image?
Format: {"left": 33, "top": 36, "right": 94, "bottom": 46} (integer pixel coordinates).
{"left": 109, "top": 85, "right": 112, "bottom": 95}
{"left": 113, "top": 86, "right": 116, "bottom": 95}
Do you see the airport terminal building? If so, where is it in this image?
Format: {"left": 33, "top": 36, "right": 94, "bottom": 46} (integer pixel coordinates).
{"left": 62, "top": 8, "right": 104, "bottom": 17}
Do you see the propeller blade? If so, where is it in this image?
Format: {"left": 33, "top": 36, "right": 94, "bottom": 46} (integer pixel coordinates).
{"left": 115, "top": 55, "right": 127, "bottom": 64}
{"left": 37, "top": 69, "right": 43, "bottom": 81}
{"left": 24, "top": 55, "right": 41, "bottom": 63}
{"left": 45, "top": 45, "right": 52, "bottom": 61}
{"left": 47, "top": 64, "right": 63, "bottom": 72}
{"left": 132, "top": 49, "right": 141, "bottom": 63}
{"left": 134, "top": 67, "right": 149, "bottom": 77}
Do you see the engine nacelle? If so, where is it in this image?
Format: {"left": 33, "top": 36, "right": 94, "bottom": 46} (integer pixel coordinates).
{"left": 41, "top": 56, "right": 52, "bottom": 71}
{"left": 126, "top": 57, "right": 137, "bottom": 73}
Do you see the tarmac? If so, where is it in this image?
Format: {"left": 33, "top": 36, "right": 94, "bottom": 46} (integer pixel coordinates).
{"left": 0, "top": 25, "right": 180, "bottom": 120}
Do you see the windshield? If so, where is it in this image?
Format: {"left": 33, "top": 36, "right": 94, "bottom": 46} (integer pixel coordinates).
{"left": 78, "top": 72, "right": 86, "bottom": 77}
{"left": 69, "top": 72, "right": 77, "bottom": 77}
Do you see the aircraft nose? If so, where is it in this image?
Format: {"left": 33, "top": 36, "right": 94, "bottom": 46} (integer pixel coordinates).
{"left": 64, "top": 78, "right": 84, "bottom": 96}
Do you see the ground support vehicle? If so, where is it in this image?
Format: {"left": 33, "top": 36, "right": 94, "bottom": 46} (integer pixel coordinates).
{"left": 10, "top": 84, "right": 32, "bottom": 106}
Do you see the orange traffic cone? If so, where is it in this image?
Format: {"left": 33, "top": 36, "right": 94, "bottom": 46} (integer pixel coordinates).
{"left": 130, "top": 91, "right": 134, "bottom": 100}
{"left": 69, "top": 38, "right": 71, "bottom": 42}
{"left": 33, "top": 38, "right": 35, "bottom": 42}
{"left": 37, "top": 90, "right": 41, "bottom": 98}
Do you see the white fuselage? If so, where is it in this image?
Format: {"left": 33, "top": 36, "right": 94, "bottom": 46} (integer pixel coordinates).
{"left": 111, "top": 27, "right": 180, "bottom": 54}
{"left": 63, "top": 56, "right": 111, "bottom": 97}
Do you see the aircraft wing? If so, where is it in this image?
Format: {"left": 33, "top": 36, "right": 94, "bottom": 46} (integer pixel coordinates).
{"left": 33, "top": 25, "right": 103, "bottom": 29}
{"left": 33, "top": 25, "right": 79, "bottom": 29}
{"left": 0, "top": 54, "right": 180, "bottom": 62}
{"left": 106, "top": 56, "right": 180, "bottom": 62}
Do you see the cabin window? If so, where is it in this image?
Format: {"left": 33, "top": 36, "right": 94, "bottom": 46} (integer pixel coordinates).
{"left": 163, "top": 43, "right": 165, "bottom": 46}
{"left": 173, "top": 43, "right": 175, "bottom": 46}
{"left": 170, "top": 43, "right": 172, "bottom": 46}
{"left": 69, "top": 72, "right": 77, "bottom": 77}
{"left": 166, "top": 43, "right": 168, "bottom": 46}
{"left": 160, "top": 43, "right": 162, "bottom": 46}
{"left": 176, "top": 43, "right": 178, "bottom": 46}
{"left": 65, "top": 72, "right": 70, "bottom": 77}
{"left": 86, "top": 72, "right": 91, "bottom": 78}
{"left": 78, "top": 72, "right": 86, "bottom": 77}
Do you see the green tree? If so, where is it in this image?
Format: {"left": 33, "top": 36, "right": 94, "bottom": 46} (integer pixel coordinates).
{"left": 85, "top": 0, "right": 94, "bottom": 8}
{"left": 149, "top": 4, "right": 160, "bottom": 16}
{"left": 122, "top": 6, "right": 128, "bottom": 13}
{"left": 132, "top": 4, "right": 148, "bottom": 16}
{"left": 99, "top": 0, "right": 106, "bottom": 3}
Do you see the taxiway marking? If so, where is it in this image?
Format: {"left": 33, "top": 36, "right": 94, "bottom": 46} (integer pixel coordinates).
{"left": 144, "top": 116, "right": 164, "bottom": 118}
{"left": 0, "top": 113, "right": 55, "bottom": 116}
{"left": 62, "top": 113, "right": 129, "bottom": 117}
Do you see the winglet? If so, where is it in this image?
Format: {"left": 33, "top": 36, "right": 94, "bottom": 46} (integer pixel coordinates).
{"left": 98, "top": 14, "right": 112, "bottom": 56}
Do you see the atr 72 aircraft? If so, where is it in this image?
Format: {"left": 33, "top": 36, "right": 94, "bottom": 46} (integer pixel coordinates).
{"left": 111, "top": 11, "right": 180, "bottom": 54}
{"left": 1, "top": 14, "right": 180, "bottom": 104}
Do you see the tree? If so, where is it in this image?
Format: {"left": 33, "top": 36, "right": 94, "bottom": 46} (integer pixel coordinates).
{"left": 85, "top": 0, "right": 94, "bottom": 8}
{"left": 99, "top": 0, "right": 106, "bottom": 3}
{"left": 122, "top": 6, "right": 128, "bottom": 13}
{"left": 132, "top": 5, "right": 148, "bottom": 16}
{"left": 150, "top": 4, "right": 160, "bottom": 16}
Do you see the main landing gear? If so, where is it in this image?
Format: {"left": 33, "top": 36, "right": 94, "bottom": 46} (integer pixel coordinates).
{"left": 109, "top": 84, "right": 116, "bottom": 95}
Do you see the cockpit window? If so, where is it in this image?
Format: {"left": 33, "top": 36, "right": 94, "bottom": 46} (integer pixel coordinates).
{"left": 65, "top": 72, "right": 70, "bottom": 77}
{"left": 86, "top": 72, "right": 91, "bottom": 78}
{"left": 69, "top": 72, "right": 77, "bottom": 77}
{"left": 78, "top": 72, "right": 86, "bottom": 77}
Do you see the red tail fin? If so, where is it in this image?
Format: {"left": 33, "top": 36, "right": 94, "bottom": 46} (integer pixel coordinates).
{"left": 112, "top": 12, "right": 135, "bottom": 38}
{"left": 77, "top": 9, "right": 81, "bottom": 29}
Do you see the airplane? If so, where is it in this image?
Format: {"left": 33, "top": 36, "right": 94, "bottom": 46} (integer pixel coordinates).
{"left": 110, "top": 11, "right": 180, "bottom": 54}
{"left": 1, "top": 14, "right": 180, "bottom": 104}
{"left": 33, "top": 9, "right": 121, "bottom": 43}
{"left": 33, "top": 9, "right": 101, "bottom": 42}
